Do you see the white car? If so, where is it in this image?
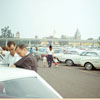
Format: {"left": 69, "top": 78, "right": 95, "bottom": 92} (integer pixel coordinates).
{"left": 53, "top": 48, "right": 81, "bottom": 61}
{"left": 80, "top": 51, "right": 100, "bottom": 70}
{"left": 53, "top": 49, "right": 66, "bottom": 62}
{"left": 59, "top": 50, "right": 100, "bottom": 66}
{"left": 0, "top": 67, "right": 62, "bottom": 98}
{"left": 54, "top": 49, "right": 84, "bottom": 65}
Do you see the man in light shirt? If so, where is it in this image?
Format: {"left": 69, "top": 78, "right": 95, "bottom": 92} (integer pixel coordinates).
{"left": 7, "top": 41, "right": 21, "bottom": 67}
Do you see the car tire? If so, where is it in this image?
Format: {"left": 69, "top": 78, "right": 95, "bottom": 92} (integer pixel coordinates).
{"left": 84, "top": 63, "right": 94, "bottom": 70}
{"left": 65, "top": 60, "right": 73, "bottom": 66}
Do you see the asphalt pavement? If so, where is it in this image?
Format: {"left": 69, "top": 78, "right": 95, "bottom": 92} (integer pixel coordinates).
{"left": 38, "top": 60, "right": 100, "bottom": 98}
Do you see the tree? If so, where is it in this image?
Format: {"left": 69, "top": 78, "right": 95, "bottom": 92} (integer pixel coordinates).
{"left": 0, "top": 26, "right": 14, "bottom": 38}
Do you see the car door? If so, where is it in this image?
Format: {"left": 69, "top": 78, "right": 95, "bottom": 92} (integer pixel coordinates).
{"left": 74, "top": 52, "right": 87, "bottom": 64}
{"left": 80, "top": 52, "right": 97, "bottom": 61}
{"left": 91, "top": 57, "right": 100, "bottom": 68}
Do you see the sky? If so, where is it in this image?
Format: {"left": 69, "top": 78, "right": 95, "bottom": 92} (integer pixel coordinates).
{"left": 0, "top": 0, "right": 100, "bottom": 39}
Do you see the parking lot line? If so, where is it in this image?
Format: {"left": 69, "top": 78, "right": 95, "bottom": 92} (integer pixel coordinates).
{"left": 64, "top": 66, "right": 100, "bottom": 77}
{"left": 79, "top": 70, "right": 100, "bottom": 77}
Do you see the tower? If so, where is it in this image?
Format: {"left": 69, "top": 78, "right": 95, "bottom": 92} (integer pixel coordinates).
{"left": 74, "top": 29, "right": 81, "bottom": 40}
{"left": 16, "top": 32, "right": 20, "bottom": 38}
{"left": 53, "top": 29, "right": 56, "bottom": 38}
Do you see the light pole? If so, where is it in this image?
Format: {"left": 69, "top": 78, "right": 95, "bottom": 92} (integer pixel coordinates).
{"left": 5, "top": 37, "right": 7, "bottom": 46}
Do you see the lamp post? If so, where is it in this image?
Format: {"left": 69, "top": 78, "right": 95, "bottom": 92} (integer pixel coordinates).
{"left": 5, "top": 37, "right": 7, "bottom": 46}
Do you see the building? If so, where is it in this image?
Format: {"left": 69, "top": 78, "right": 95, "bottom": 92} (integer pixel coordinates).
{"left": 16, "top": 32, "right": 20, "bottom": 38}
{"left": 74, "top": 29, "right": 81, "bottom": 40}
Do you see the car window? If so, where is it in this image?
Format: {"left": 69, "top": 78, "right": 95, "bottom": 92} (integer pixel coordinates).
{"left": 39, "top": 48, "right": 47, "bottom": 52}
{"left": 54, "top": 50, "right": 64, "bottom": 53}
{"left": 54, "top": 50, "right": 59, "bottom": 53}
{"left": 0, "top": 55, "right": 3, "bottom": 61}
{"left": 2, "top": 77, "right": 59, "bottom": 98}
{"left": 67, "top": 51, "right": 78, "bottom": 55}
{"left": 80, "top": 52, "right": 87, "bottom": 56}
{"left": 85, "top": 52, "right": 98, "bottom": 57}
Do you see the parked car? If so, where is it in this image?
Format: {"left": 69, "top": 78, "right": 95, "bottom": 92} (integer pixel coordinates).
{"left": 54, "top": 49, "right": 84, "bottom": 65}
{"left": 80, "top": 51, "right": 100, "bottom": 70}
{"left": 58, "top": 50, "right": 99, "bottom": 66}
{"left": 38, "top": 47, "right": 47, "bottom": 58}
{"left": 0, "top": 67, "right": 62, "bottom": 98}
{"left": 53, "top": 49, "right": 67, "bottom": 62}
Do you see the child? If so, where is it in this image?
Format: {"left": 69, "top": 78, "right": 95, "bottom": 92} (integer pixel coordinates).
{"left": 53, "top": 57, "right": 58, "bottom": 67}
{"left": 43, "top": 55, "right": 47, "bottom": 67}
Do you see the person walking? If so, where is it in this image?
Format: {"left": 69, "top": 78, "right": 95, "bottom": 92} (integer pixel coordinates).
{"left": 29, "top": 47, "right": 33, "bottom": 54}
{"left": 42, "top": 55, "right": 47, "bottom": 67}
{"left": 46, "top": 45, "right": 53, "bottom": 68}
{"left": 34, "top": 47, "right": 40, "bottom": 62}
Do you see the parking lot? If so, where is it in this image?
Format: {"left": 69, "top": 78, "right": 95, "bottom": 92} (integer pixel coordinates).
{"left": 67, "top": 65, "right": 100, "bottom": 76}
{"left": 1, "top": 45, "right": 100, "bottom": 98}
{"left": 38, "top": 60, "right": 100, "bottom": 98}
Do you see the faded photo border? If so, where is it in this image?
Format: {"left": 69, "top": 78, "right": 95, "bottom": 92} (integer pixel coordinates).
{"left": 0, "top": 98, "right": 100, "bottom": 100}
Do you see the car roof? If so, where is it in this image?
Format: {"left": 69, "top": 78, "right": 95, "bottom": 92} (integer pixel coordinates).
{"left": 85, "top": 50, "right": 100, "bottom": 54}
{"left": 0, "top": 67, "right": 37, "bottom": 81}
{"left": 66, "top": 49, "right": 85, "bottom": 54}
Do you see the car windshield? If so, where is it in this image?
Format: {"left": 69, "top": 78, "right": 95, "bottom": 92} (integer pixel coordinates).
{"left": 1, "top": 77, "right": 59, "bottom": 98}
{"left": 80, "top": 52, "right": 99, "bottom": 57}
{"left": 66, "top": 51, "right": 79, "bottom": 55}
{"left": 0, "top": 55, "right": 3, "bottom": 61}
{"left": 39, "top": 48, "right": 47, "bottom": 52}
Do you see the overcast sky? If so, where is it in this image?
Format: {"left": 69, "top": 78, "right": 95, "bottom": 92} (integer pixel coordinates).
{"left": 0, "top": 0, "right": 100, "bottom": 39}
